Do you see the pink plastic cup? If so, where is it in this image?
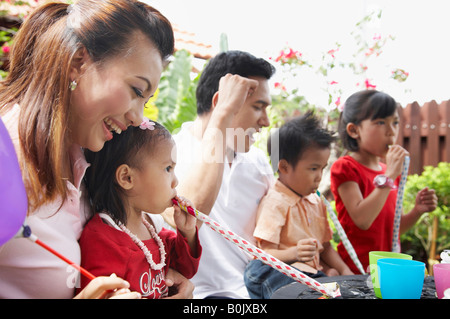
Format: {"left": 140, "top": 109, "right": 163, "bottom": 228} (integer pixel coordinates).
{"left": 433, "top": 263, "right": 450, "bottom": 299}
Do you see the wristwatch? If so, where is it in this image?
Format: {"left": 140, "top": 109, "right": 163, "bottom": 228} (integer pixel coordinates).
{"left": 373, "top": 175, "right": 397, "bottom": 189}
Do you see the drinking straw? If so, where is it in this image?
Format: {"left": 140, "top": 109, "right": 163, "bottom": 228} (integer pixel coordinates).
{"left": 19, "top": 224, "right": 122, "bottom": 298}
{"left": 172, "top": 199, "right": 341, "bottom": 298}
{"left": 316, "top": 191, "right": 366, "bottom": 274}
{"left": 391, "top": 156, "right": 410, "bottom": 253}
{"left": 19, "top": 225, "right": 96, "bottom": 281}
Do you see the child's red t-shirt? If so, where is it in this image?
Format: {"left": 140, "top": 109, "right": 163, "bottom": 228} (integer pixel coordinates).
{"left": 330, "top": 155, "right": 399, "bottom": 274}
{"left": 78, "top": 214, "right": 201, "bottom": 298}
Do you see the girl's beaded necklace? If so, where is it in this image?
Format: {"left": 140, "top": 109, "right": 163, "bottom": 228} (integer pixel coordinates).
{"left": 118, "top": 214, "right": 166, "bottom": 271}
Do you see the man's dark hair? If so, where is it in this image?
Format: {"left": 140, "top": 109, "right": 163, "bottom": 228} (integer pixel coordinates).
{"left": 196, "top": 50, "right": 275, "bottom": 115}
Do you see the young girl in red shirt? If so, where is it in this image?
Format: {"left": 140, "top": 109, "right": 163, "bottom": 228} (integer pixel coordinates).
{"left": 330, "top": 90, "right": 437, "bottom": 273}
{"left": 79, "top": 119, "right": 201, "bottom": 298}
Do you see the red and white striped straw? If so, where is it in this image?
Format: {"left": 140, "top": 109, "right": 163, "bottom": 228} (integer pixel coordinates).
{"left": 172, "top": 199, "right": 341, "bottom": 298}
{"left": 317, "top": 191, "right": 366, "bottom": 274}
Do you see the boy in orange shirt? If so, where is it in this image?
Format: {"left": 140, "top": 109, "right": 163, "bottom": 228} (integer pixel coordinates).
{"left": 244, "top": 112, "right": 353, "bottom": 299}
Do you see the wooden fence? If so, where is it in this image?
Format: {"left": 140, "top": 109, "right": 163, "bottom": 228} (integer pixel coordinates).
{"left": 397, "top": 100, "right": 450, "bottom": 175}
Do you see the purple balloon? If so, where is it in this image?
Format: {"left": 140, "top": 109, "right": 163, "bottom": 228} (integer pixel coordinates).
{"left": 0, "top": 116, "right": 27, "bottom": 245}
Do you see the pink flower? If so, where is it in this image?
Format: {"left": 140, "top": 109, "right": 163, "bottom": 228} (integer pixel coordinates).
{"left": 327, "top": 48, "right": 338, "bottom": 58}
{"left": 365, "top": 48, "right": 374, "bottom": 56}
{"left": 337, "top": 99, "right": 345, "bottom": 112}
{"left": 139, "top": 118, "right": 155, "bottom": 130}
{"left": 334, "top": 96, "right": 341, "bottom": 107}
{"left": 364, "top": 78, "right": 376, "bottom": 89}
{"left": 2, "top": 45, "right": 10, "bottom": 54}
{"left": 274, "top": 47, "right": 304, "bottom": 65}
{"left": 329, "top": 81, "right": 338, "bottom": 85}
{"left": 274, "top": 50, "right": 284, "bottom": 62}
{"left": 285, "top": 48, "right": 295, "bottom": 58}
{"left": 274, "top": 82, "right": 287, "bottom": 91}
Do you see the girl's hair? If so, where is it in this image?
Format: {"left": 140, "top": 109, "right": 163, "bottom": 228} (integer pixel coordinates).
{"left": 338, "top": 90, "right": 398, "bottom": 152}
{"left": 84, "top": 122, "right": 172, "bottom": 225}
{"left": 0, "top": 0, "right": 174, "bottom": 211}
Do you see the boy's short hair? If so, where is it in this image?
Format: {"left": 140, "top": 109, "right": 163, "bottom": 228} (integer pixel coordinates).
{"left": 268, "top": 111, "right": 335, "bottom": 169}
{"left": 196, "top": 50, "right": 275, "bottom": 116}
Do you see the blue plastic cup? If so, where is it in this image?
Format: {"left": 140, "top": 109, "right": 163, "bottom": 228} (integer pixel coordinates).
{"left": 369, "top": 251, "right": 412, "bottom": 298}
{"left": 377, "top": 258, "right": 425, "bottom": 299}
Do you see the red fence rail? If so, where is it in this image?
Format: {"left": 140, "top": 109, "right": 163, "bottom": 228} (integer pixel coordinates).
{"left": 397, "top": 100, "right": 450, "bottom": 175}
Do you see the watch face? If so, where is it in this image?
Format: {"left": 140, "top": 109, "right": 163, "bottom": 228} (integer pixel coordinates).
{"left": 374, "top": 175, "right": 396, "bottom": 189}
{"left": 377, "top": 175, "right": 387, "bottom": 185}
{"left": 374, "top": 175, "right": 389, "bottom": 187}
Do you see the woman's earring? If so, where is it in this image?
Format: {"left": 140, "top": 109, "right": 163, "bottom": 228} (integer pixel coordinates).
{"left": 69, "top": 80, "right": 77, "bottom": 91}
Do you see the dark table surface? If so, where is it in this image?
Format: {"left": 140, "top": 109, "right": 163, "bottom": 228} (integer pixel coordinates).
{"left": 271, "top": 274, "right": 437, "bottom": 299}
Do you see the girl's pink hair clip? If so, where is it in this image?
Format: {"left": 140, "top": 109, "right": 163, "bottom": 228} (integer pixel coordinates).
{"left": 139, "top": 118, "right": 155, "bottom": 130}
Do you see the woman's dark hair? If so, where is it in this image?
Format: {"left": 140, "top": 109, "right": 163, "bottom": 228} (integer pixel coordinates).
{"left": 196, "top": 50, "right": 276, "bottom": 116}
{"left": 338, "top": 90, "right": 398, "bottom": 152}
{"left": 84, "top": 121, "right": 172, "bottom": 225}
{"left": 68, "top": 0, "right": 174, "bottom": 63}
{"left": 268, "top": 111, "right": 335, "bottom": 170}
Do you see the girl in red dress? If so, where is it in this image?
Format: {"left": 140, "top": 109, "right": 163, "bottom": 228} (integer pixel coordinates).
{"left": 80, "top": 120, "right": 201, "bottom": 298}
{"left": 330, "top": 90, "right": 437, "bottom": 273}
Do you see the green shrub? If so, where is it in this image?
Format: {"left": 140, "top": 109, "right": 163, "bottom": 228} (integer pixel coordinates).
{"left": 401, "top": 162, "right": 450, "bottom": 262}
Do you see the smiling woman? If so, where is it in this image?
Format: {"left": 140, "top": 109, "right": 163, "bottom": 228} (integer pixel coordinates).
{"left": 68, "top": 31, "right": 164, "bottom": 152}
{"left": 0, "top": 0, "right": 182, "bottom": 299}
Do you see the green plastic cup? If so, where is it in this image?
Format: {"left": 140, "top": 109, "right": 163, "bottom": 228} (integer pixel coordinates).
{"left": 369, "top": 251, "right": 412, "bottom": 298}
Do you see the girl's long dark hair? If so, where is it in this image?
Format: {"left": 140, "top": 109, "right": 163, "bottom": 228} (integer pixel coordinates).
{"left": 338, "top": 90, "right": 398, "bottom": 152}
{"left": 84, "top": 122, "right": 171, "bottom": 225}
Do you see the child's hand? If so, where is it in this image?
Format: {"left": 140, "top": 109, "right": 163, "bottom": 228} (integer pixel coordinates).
{"left": 414, "top": 187, "right": 438, "bottom": 214}
{"left": 295, "top": 238, "right": 318, "bottom": 263}
{"left": 173, "top": 196, "right": 197, "bottom": 237}
{"left": 385, "top": 145, "right": 409, "bottom": 179}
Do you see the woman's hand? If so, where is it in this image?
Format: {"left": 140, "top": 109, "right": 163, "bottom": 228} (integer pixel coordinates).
{"left": 163, "top": 268, "right": 194, "bottom": 299}
{"left": 74, "top": 274, "right": 141, "bottom": 299}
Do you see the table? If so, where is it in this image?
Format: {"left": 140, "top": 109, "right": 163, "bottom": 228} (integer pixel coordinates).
{"left": 271, "top": 274, "right": 437, "bottom": 299}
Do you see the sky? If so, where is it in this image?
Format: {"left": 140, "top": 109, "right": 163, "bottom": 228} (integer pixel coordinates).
{"left": 145, "top": 0, "right": 450, "bottom": 107}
